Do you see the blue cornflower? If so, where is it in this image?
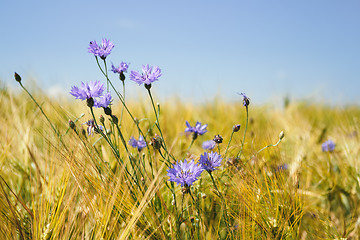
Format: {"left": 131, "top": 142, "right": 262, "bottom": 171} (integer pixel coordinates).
{"left": 94, "top": 92, "right": 112, "bottom": 108}
{"left": 202, "top": 140, "right": 216, "bottom": 150}
{"left": 70, "top": 81, "right": 111, "bottom": 108}
{"left": 239, "top": 92, "right": 250, "bottom": 107}
{"left": 128, "top": 135, "right": 147, "bottom": 151}
{"left": 167, "top": 159, "right": 204, "bottom": 187}
{"left": 88, "top": 38, "right": 114, "bottom": 60}
{"left": 185, "top": 121, "right": 208, "bottom": 139}
{"left": 322, "top": 140, "right": 335, "bottom": 152}
{"left": 199, "top": 151, "right": 222, "bottom": 172}
{"left": 129, "top": 65, "right": 162, "bottom": 86}
{"left": 70, "top": 80, "right": 105, "bottom": 100}
{"left": 111, "top": 62, "right": 129, "bottom": 74}
{"left": 84, "top": 119, "right": 103, "bottom": 136}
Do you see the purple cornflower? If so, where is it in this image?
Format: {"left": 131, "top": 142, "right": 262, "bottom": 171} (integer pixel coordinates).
{"left": 94, "top": 92, "right": 112, "bottom": 108}
{"left": 202, "top": 140, "right": 216, "bottom": 150}
{"left": 88, "top": 38, "right": 114, "bottom": 60}
{"left": 185, "top": 121, "right": 208, "bottom": 139}
{"left": 84, "top": 119, "right": 103, "bottom": 136}
{"left": 167, "top": 159, "right": 204, "bottom": 187}
{"left": 199, "top": 151, "right": 223, "bottom": 172}
{"left": 111, "top": 62, "right": 129, "bottom": 74}
{"left": 128, "top": 135, "right": 147, "bottom": 151}
{"left": 239, "top": 92, "right": 250, "bottom": 107}
{"left": 129, "top": 65, "right": 162, "bottom": 86}
{"left": 70, "top": 80, "right": 105, "bottom": 101}
{"left": 322, "top": 140, "right": 335, "bottom": 152}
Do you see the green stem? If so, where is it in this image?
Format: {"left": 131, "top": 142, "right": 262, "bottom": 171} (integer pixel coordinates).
{"left": 209, "top": 171, "right": 232, "bottom": 239}
{"left": 19, "top": 83, "right": 60, "bottom": 139}
{"left": 224, "top": 131, "right": 235, "bottom": 158}
{"left": 236, "top": 106, "right": 249, "bottom": 159}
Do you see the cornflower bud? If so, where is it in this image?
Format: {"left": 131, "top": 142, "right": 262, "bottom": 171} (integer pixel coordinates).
{"left": 232, "top": 124, "right": 241, "bottom": 132}
{"left": 99, "top": 115, "right": 105, "bottom": 124}
{"left": 68, "top": 120, "right": 76, "bottom": 130}
{"left": 111, "top": 115, "right": 118, "bottom": 125}
{"left": 150, "top": 134, "right": 162, "bottom": 150}
{"left": 213, "top": 134, "right": 223, "bottom": 144}
{"left": 14, "top": 72, "right": 22, "bottom": 82}
{"left": 103, "top": 107, "right": 112, "bottom": 116}
{"left": 279, "top": 131, "right": 285, "bottom": 140}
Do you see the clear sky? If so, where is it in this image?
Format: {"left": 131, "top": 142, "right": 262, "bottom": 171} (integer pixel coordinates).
{"left": 1, "top": 0, "right": 359, "bottom": 105}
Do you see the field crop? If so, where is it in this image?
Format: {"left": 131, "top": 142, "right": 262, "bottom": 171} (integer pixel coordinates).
{"left": 1, "top": 39, "right": 360, "bottom": 239}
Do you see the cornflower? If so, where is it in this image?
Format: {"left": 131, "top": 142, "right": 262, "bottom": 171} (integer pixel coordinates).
{"left": 239, "top": 92, "right": 250, "bottom": 107}
{"left": 185, "top": 121, "right": 208, "bottom": 140}
{"left": 128, "top": 135, "right": 147, "bottom": 151}
{"left": 129, "top": 64, "right": 162, "bottom": 88}
{"left": 111, "top": 62, "right": 129, "bottom": 74}
{"left": 167, "top": 159, "right": 203, "bottom": 187}
{"left": 84, "top": 119, "right": 103, "bottom": 136}
{"left": 94, "top": 92, "right": 112, "bottom": 108}
{"left": 70, "top": 81, "right": 112, "bottom": 108}
{"left": 202, "top": 140, "right": 216, "bottom": 150}
{"left": 88, "top": 38, "right": 114, "bottom": 60}
{"left": 199, "top": 151, "right": 222, "bottom": 172}
{"left": 322, "top": 140, "right": 335, "bottom": 152}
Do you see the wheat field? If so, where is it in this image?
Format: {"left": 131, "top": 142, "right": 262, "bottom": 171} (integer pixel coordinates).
{"left": 0, "top": 79, "right": 360, "bottom": 239}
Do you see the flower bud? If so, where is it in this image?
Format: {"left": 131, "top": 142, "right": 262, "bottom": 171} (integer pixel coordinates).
{"left": 111, "top": 115, "right": 118, "bottom": 125}
{"left": 14, "top": 72, "right": 21, "bottom": 82}
{"left": 68, "top": 120, "right": 76, "bottom": 130}
{"left": 103, "top": 107, "right": 112, "bottom": 116}
{"left": 279, "top": 131, "right": 284, "bottom": 140}
{"left": 99, "top": 115, "right": 105, "bottom": 124}
{"left": 213, "top": 134, "right": 223, "bottom": 144}
{"left": 150, "top": 134, "right": 162, "bottom": 150}
{"left": 232, "top": 124, "right": 241, "bottom": 132}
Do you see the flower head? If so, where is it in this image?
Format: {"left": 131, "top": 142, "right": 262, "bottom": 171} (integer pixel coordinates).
{"left": 213, "top": 134, "right": 223, "bottom": 144}
{"left": 84, "top": 119, "right": 103, "bottom": 136}
{"left": 70, "top": 80, "right": 105, "bottom": 101}
{"left": 111, "top": 62, "right": 129, "bottom": 74}
{"left": 233, "top": 124, "right": 241, "bottom": 132}
{"left": 129, "top": 65, "right": 162, "bottom": 86}
{"left": 185, "top": 121, "right": 208, "bottom": 139}
{"left": 94, "top": 92, "right": 112, "bottom": 108}
{"left": 167, "top": 159, "right": 204, "bottom": 187}
{"left": 199, "top": 151, "right": 223, "bottom": 172}
{"left": 202, "top": 140, "right": 216, "bottom": 150}
{"left": 239, "top": 92, "right": 250, "bottom": 107}
{"left": 128, "top": 135, "right": 147, "bottom": 151}
{"left": 322, "top": 140, "right": 335, "bottom": 152}
{"left": 88, "top": 38, "right": 114, "bottom": 59}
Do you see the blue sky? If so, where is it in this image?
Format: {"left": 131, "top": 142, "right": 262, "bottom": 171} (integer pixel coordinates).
{"left": 1, "top": 0, "right": 359, "bottom": 105}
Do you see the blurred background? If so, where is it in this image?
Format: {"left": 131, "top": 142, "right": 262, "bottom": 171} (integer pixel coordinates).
{"left": 1, "top": 0, "right": 359, "bottom": 105}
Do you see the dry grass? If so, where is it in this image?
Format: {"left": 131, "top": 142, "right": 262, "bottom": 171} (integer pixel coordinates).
{"left": 0, "top": 83, "right": 360, "bottom": 239}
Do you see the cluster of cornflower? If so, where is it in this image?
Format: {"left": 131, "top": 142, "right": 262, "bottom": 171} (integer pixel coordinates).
{"left": 167, "top": 151, "right": 223, "bottom": 188}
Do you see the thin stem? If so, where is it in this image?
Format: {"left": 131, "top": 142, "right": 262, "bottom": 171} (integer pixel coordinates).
{"left": 209, "top": 171, "right": 232, "bottom": 239}
{"left": 19, "top": 83, "right": 60, "bottom": 139}
{"left": 236, "top": 106, "right": 249, "bottom": 159}
{"left": 89, "top": 107, "right": 119, "bottom": 158}
{"left": 224, "top": 131, "right": 235, "bottom": 158}
{"left": 256, "top": 138, "right": 282, "bottom": 154}
{"left": 187, "top": 138, "right": 196, "bottom": 153}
